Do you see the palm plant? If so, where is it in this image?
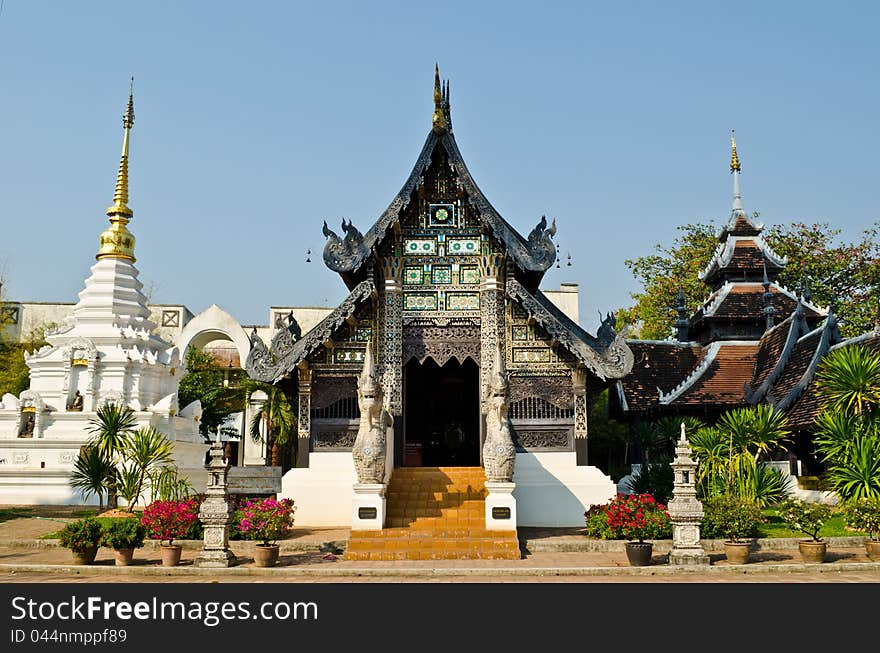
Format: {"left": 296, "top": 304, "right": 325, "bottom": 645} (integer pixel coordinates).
{"left": 69, "top": 445, "right": 114, "bottom": 509}
{"left": 118, "top": 427, "right": 175, "bottom": 509}
{"left": 814, "top": 345, "right": 880, "bottom": 501}
{"left": 690, "top": 406, "right": 791, "bottom": 504}
{"left": 816, "top": 345, "right": 880, "bottom": 416}
{"left": 245, "top": 381, "right": 296, "bottom": 467}
{"left": 85, "top": 403, "right": 137, "bottom": 508}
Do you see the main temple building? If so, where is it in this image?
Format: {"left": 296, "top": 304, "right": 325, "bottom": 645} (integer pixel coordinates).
{"left": 245, "top": 66, "right": 634, "bottom": 538}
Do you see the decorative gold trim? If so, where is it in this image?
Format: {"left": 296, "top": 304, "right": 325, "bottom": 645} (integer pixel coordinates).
{"left": 71, "top": 358, "right": 89, "bottom": 367}
{"left": 21, "top": 406, "right": 36, "bottom": 414}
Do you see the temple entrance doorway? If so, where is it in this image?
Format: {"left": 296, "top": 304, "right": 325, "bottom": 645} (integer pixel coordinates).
{"left": 402, "top": 357, "right": 480, "bottom": 467}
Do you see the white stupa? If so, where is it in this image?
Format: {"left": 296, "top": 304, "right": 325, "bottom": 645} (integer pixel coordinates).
{"left": 0, "top": 83, "right": 208, "bottom": 504}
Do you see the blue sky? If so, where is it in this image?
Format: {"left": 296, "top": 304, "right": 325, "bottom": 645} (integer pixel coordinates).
{"left": 1, "top": 1, "right": 877, "bottom": 332}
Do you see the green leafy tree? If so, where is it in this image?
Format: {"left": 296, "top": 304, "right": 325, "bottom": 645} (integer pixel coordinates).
{"left": 177, "top": 347, "right": 244, "bottom": 437}
{"left": 0, "top": 323, "right": 53, "bottom": 398}
{"left": 586, "top": 389, "right": 629, "bottom": 479}
{"left": 619, "top": 219, "right": 880, "bottom": 340}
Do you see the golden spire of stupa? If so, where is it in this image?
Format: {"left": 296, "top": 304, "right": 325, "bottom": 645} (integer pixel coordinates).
{"left": 97, "top": 78, "right": 137, "bottom": 262}
{"left": 730, "top": 129, "right": 741, "bottom": 173}
{"left": 431, "top": 63, "right": 447, "bottom": 133}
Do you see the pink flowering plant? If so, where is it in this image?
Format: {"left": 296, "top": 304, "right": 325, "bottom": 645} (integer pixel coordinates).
{"left": 235, "top": 497, "right": 295, "bottom": 546}
{"left": 141, "top": 498, "right": 200, "bottom": 546}
{"left": 584, "top": 493, "right": 672, "bottom": 543}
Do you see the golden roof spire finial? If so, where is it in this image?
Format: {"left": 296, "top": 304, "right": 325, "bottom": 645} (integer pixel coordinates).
{"left": 97, "top": 78, "right": 137, "bottom": 261}
{"left": 432, "top": 63, "right": 447, "bottom": 133}
{"left": 730, "top": 129, "right": 741, "bottom": 173}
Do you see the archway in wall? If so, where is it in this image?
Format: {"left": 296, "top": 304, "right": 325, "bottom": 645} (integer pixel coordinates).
{"left": 402, "top": 357, "right": 480, "bottom": 467}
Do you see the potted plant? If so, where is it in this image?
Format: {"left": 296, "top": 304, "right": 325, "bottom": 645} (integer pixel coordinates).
{"left": 840, "top": 497, "right": 880, "bottom": 561}
{"left": 777, "top": 498, "right": 832, "bottom": 563}
{"left": 598, "top": 493, "right": 671, "bottom": 566}
{"left": 141, "top": 498, "right": 200, "bottom": 567}
{"left": 235, "top": 497, "right": 295, "bottom": 567}
{"left": 58, "top": 517, "right": 103, "bottom": 565}
{"left": 702, "top": 495, "right": 765, "bottom": 564}
{"left": 100, "top": 517, "right": 146, "bottom": 566}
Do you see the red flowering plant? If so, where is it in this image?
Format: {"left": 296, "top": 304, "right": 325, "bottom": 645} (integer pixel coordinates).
{"left": 141, "top": 498, "right": 200, "bottom": 547}
{"left": 585, "top": 493, "right": 672, "bottom": 543}
{"left": 235, "top": 497, "right": 296, "bottom": 547}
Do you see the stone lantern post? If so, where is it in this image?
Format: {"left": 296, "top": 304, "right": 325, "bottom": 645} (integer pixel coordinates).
{"left": 194, "top": 433, "right": 237, "bottom": 568}
{"left": 667, "top": 423, "right": 709, "bottom": 566}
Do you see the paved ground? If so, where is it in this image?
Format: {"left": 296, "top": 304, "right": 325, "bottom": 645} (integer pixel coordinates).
{"left": 2, "top": 513, "right": 879, "bottom": 583}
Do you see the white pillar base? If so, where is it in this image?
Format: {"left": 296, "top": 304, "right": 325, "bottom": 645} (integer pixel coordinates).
{"left": 351, "top": 483, "right": 386, "bottom": 530}
{"left": 485, "top": 481, "right": 517, "bottom": 530}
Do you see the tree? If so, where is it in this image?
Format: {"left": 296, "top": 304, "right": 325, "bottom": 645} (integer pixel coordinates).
{"left": 0, "top": 323, "right": 53, "bottom": 398}
{"left": 586, "top": 389, "right": 629, "bottom": 479}
{"left": 177, "top": 346, "right": 244, "bottom": 437}
{"left": 619, "top": 219, "right": 880, "bottom": 340}
{"left": 618, "top": 222, "right": 718, "bottom": 340}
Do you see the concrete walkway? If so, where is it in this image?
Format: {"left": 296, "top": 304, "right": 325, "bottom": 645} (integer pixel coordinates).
{"left": 2, "top": 515, "right": 879, "bottom": 583}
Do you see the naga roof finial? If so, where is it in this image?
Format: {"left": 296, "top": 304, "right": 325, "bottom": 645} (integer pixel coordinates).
{"left": 432, "top": 63, "right": 447, "bottom": 133}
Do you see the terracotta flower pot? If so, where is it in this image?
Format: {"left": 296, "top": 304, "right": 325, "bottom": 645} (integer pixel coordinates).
{"left": 865, "top": 539, "right": 880, "bottom": 562}
{"left": 161, "top": 544, "right": 183, "bottom": 567}
{"left": 71, "top": 546, "right": 99, "bottom": 565}
{"left": 723, "top": 541, "right": 752, "bottom": 565}
{"left": 624, "top": 541, "right": 653, "bottom": 567}
{"left": 798, "top": 540, "right": 827, "bottom": 563}
{"left": 253, "top": 544, "right": 280, "bottom": 568}
{"left": 113, "top": 548, "right": 135, "bottom": 566}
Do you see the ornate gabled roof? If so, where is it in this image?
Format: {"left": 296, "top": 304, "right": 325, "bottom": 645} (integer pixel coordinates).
{"left": 505, "top": 279, "right": 633, "bottom": 380}
{"left": 699, "top": 236, "right": 788, "bottom": 284}
{"left": 769, "top": 313, "right": 840, "bottom": 412}
{"left": 245, "top": 279, "right": 376, "bottom": 383}
{"left": 612, "top": 340, "right": 703, "bottom": 415}
{"left": 321, "top": 74, "right": 557, "bottom": 288}
{"left": 657, "top": 341, "right": 760, "bottom": 406}
{"left": 690, "top": 281, "right": 826, "bottom": 324}
{"left": 745, "top": 305, "right": 807, "bottom": 404}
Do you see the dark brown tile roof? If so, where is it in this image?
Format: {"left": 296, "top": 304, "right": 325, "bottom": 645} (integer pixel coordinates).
{"left": 692, "top": 283, "right": 824, "bottom": 324}
{"left": 786, "top": 332, "right": 880, "bottom": 428}
{"left": 615, "top": 341, "right": 703, "bottom": 413}
{"left": 751, "top": 315, "right": 795, "bottom": 390}
{"left": 726, "top": 214, "right": 762, "bottom": 237}
{"left": 666, "top": 343, "right": 760, "bottom": 406}
{"left": 766, "top": 329, "right": 823, "bottom": 403}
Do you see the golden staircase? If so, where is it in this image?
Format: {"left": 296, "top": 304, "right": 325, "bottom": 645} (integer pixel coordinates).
{"left": 345, "top": 467, "right": 520, "bottom": 561}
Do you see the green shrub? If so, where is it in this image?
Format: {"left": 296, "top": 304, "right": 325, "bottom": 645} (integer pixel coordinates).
{"left": 624, "top": 459, "right": 673, "bottom": 504}
{"left": 584, "top": 504, "right": 612, "bottom": 539}
{"left": 100, "top": 518, "right": 146, "bottom": 550}
{"left": 702, "top": 495, "right": 765, "bottom": 542}
{"left": 58, "top": 518, "right": 102, "bottom": 553}
{"left": 777, "top": 498, "right": 832, "bottom": 542}
{"left": 840, "top": 497, "right": 880, "bottom": 540}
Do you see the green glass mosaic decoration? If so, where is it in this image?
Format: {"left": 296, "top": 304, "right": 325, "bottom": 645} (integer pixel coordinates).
{"left": 447, "top": 238, "right": 481, "bottom": 255}
{"left": 404, "top": 267, "right": 424, "bottom": 285}
{"left": 512, "top": 325, "right": 529, "bottom": 341}
{"left": 403, "top": 292, "right": 438, "bottom": 311}
{"left": 404, "top": 239, "right": 437, "bottom": 255}
{"left": 513, "top": 348, "right": 551, "bottom": 363}
{"left": 433, "top": 266, "right": 452, "bottom": 284}
{"left": 445, "top": 293, "right": 480, "bottom": 311}
{"left": 334, "top": 348, "right": 365, "bottom": 363}
{"left": 460, "top": 266, "right": 480, "bottom": 284}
